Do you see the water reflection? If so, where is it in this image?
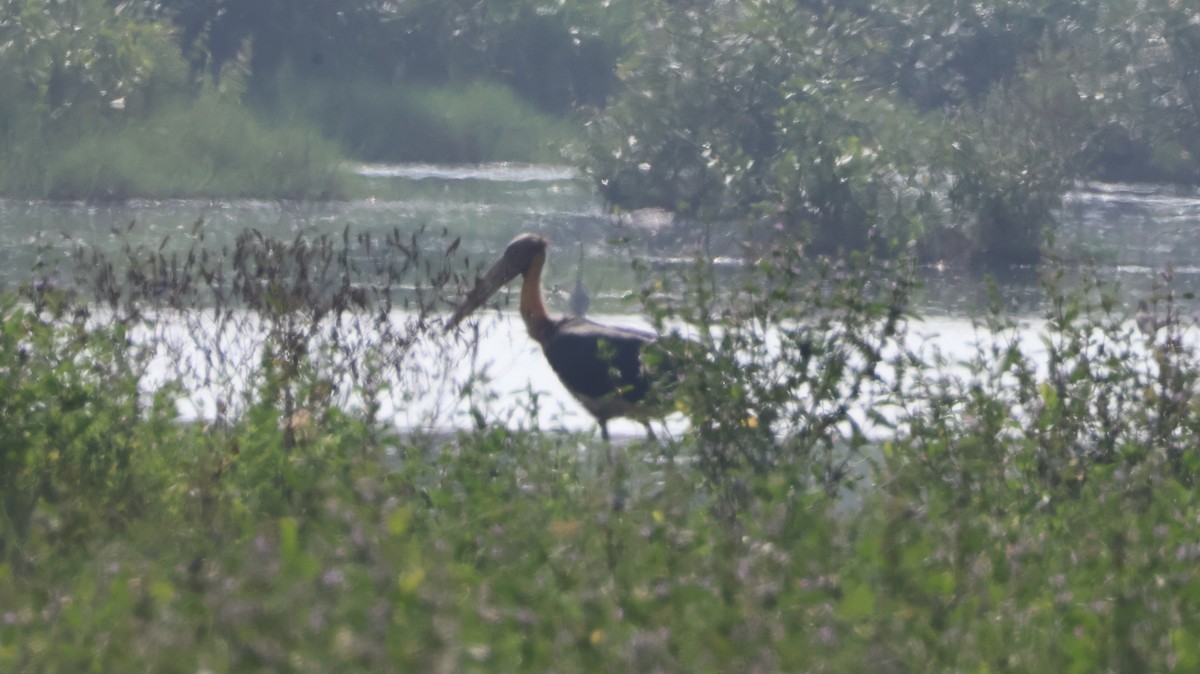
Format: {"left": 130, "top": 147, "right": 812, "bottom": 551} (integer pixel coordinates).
{"left": 350, "top": 162, "right": 577, "bottom": 182}
{"left": 7, "top": 171, "right": 1200, "bottom": 317}
{"left": 6, "top": 166, "right": 1200, "bottom": 432}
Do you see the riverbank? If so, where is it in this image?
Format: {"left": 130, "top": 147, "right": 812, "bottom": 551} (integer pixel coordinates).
{"left": 1, "top": 268, "right": 1198, "bottom": 671}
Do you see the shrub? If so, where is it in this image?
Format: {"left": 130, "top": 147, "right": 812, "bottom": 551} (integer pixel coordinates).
{"left": 632, "top": 240, "right": 914, "bottom": 508}
{"left": 273, "top": 76, "right": 581, "bottom": 164}
{"left": 5, "top": 225, "right": 1200, "bottom": 671}
{"left": 946, "top": 63, "right": 1088, "bottom": 266}
{"left": 39, "top": 93, "right": 349, "bottom": 201}
{"left": 0, "top": 294, "right": 172, "bottom": 564}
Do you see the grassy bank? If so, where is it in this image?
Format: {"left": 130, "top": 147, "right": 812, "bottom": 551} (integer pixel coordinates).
{"left": 0, "top": 80, "right": 579, "bottom": 201}
{"left": 0, "top": 92, "right": 350, "bottom": 201}
{"left": 274, "top": 78, "right": 582, "bottom": 165}
{"left": 2, "top": 231, "right": 1199, "bottom": 671}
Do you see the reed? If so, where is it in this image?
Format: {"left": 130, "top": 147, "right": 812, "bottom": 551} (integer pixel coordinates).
{"left": 0, "top": 92, "right": 349, "bottom": 201}
{"left": 2, "top": 228, "right": 1198, "bottom": 671}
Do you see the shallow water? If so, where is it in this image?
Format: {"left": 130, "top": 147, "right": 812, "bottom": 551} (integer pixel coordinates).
{"left": 6, "top": 166, "right": 1200, "bottom": 435}
{"left": 137, "top": 306, "right": 1058, "bottom": 440}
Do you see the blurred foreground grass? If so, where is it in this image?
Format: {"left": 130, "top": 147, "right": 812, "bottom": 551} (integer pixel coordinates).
{"left": 3, "top": 231, "right": 1200, "bottom": 672}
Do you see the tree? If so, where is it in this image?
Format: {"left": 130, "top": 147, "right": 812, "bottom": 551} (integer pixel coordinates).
{"left": 584, "top": 0, "right": 1200, "bottom": 263}
{"left": 160, "top": 0, "right": 625, "bottom": 113}
{"left": 583, "top": 0, "right": 939, "bottom": 253}
{"left": 0, "top": 0, "right": 182, "bottom": 124}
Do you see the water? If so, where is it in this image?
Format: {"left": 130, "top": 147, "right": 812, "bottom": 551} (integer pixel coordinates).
{"left": 4, "top": 165, "right": 1200, "bottom": 436}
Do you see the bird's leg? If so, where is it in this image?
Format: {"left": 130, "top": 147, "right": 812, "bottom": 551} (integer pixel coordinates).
{"left": 600, "top": 420, "right": 619, "bottom": 467}
{"left": 597, "top": 419, "right": 627, "bottom": 511}
{"left": 642, "top": 421, "right": 656, "bottom": 441}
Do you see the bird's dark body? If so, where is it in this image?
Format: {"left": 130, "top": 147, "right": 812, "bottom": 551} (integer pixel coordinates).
{"left": 543, "top": 317, "right": 655, "bottom": 411}
{"left": 447, "top": 233, "right": 675, "bottom": 439}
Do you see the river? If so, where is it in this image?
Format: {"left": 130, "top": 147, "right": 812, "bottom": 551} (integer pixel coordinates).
{"left": 3, "top": 164, "right": 1199, "bottom": 438}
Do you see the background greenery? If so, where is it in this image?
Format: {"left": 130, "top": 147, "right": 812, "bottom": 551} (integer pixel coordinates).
{"left": 3, "top": 0, "right": 1199, "bottom": 260}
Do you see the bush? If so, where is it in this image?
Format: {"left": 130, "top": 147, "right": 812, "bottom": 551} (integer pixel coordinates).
{"left": 0, "top": 0, "right": 349, "bottom": 201}
{"left": 0, "top": 296, "right": 167, "bottom": 563}
{"left": 946, "top": 64, "right": 1087, "bottom": 266}
{"left": 631, "top": 240, "right": 913, "bottom": 506}
{"left": 583, "top": 2, "right": 945, "bottom": 254}
{"left": 5, "top": 226, "right": 1200, "bottom": 671}
{"left": 36, "top": 93, "right": 349, "bottom": 201}
{"left": 277, "top": 77, "right": 582, "bottom": 164}
{"left": 583, "top": 0, "right": 1200, "bottom": 265}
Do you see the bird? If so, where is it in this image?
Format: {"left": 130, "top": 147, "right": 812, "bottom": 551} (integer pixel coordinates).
{"left": 445, "top": 233, "right": 674, "bottom": 441}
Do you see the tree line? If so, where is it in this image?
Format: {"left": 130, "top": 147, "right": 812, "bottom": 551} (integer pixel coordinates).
{"left": 2, "top": 0, "right": 1198, "bottom": 260}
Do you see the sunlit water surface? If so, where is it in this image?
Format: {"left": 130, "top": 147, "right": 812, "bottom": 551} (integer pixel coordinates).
{"left": 4, "top": 165, "right": 1200, "bottom": 437}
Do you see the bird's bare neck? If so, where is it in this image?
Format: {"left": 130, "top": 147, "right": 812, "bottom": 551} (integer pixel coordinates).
{"left": 520, "top": 250, "right": 553, "bottom": 344}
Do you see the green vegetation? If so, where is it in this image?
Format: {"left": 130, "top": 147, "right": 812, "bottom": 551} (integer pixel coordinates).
{"left": 583, "top": 0, "right": 1200, "bottom": 263}
{"left": 4, "top": 1, "right": 1200, "bottom": 669}
{"left": 6, "top": 0, "right": 1200, "bottom": 251}
{"left": 36, "top": 95, "right": 348, "bottom": 201}
{"left": 0, "top": 0, "right": 345, "bottom": 200}
{"left": 280, "top": 79, "right": 580, "bottom": 165}
{"left": 3, "top": 228, "right": 1200, "bottom": 671}
{"left": 0, "top": 0, "right": 599, "bottom": 200}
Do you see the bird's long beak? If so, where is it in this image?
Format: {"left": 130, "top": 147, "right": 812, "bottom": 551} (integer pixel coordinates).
{"left": 445, "top": 254, "right": 522, "bottom": 331}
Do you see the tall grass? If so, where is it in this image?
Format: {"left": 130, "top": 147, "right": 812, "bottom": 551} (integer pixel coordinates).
{"left": 0, "top": 78, "right": 581, "bottom": 200}
{"left": 2, "top": 228, "right": 1200, "bottom": 671}
{"left": 35, "top": 93, "right": 350, "bottom": 201}
{"left": 276, "top": 77, "right": 582, "bottom": 164}
{"left": 0, "top": 90, "right": 349, "bottom": 202}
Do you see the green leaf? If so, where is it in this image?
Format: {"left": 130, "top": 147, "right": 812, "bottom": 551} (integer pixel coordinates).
{"left": 279, "top": 516, "right": 300, "bottom": 560}
{"left": 388, "top": 506, "right": 413, "bottom": 537}
{"left": 838, "top": 581, "right": 876, "bottom": 621}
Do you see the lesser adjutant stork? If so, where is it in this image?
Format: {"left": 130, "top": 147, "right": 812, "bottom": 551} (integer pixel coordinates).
{"left": 445, "top": 233, "right": 674, "bottom": 440}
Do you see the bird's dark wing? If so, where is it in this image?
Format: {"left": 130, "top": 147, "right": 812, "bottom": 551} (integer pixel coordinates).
{"left": 543, "top": 318, "right": 657, "bottom": 402}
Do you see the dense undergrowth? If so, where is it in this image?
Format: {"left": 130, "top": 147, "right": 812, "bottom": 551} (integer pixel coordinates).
{"left": 0, "top": 80, "right": 572, "bottom": 201}
{"left": 3, "top": 228, "right": 1200, "bottom": 671}
{"left": 276, "top": 78, "right": 581, "bottom": 165}
{"left": 7, "top": 97, "right": 350, "bottom": 202}
{"left": 0, "top": 0, "right": 580, "bottom": 200}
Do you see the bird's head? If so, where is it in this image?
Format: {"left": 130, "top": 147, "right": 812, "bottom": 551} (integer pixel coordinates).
{"left": 445, "top": 233, "right": 549, "bottom": 331}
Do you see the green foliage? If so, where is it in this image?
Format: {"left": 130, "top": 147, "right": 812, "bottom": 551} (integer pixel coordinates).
{"left": 635, "top": 240, "right": 914, "bottom": 503}
{"left": 1074, "top": 0, "right": 1200, "bottom": 184}
{"left": 279, "top": 78, "right": 581, "bottom": 164}
{"left": 2, "top": 0, "right": 604, "bottom": 197}
{"left": 585, "top": 0, "right": 1200, "bottom": 261}
{"left": 162, "top": 0, "right": 628, "bottom": 114}
{"left": 38, "top": 92, "right": 349, "bottom": 200}
{"left": 388, "top": 83, "right": 580, "bottom": 164}
{"left": 858, "top": 265, "right": 1200, "bottom": 670}
{"left": 0, "top": 0, "right": 349, "bottom": 200}
{"left": 0, "top": 296, "right": 162, "bottom": 562}
{"left": 8, "top": 0, "right": 1200, "bottom": 206}
{"left": 5, "top": 228, "right": 1200, "bottom": 670}
{"left": 0, "top": 0, "right": 177, "bottom": 121}
{"left": 947, "top": 61, "right": 1087, "bottom": 265}
{"left": 582, "top": 1, "right": 948, "bottom": 253}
